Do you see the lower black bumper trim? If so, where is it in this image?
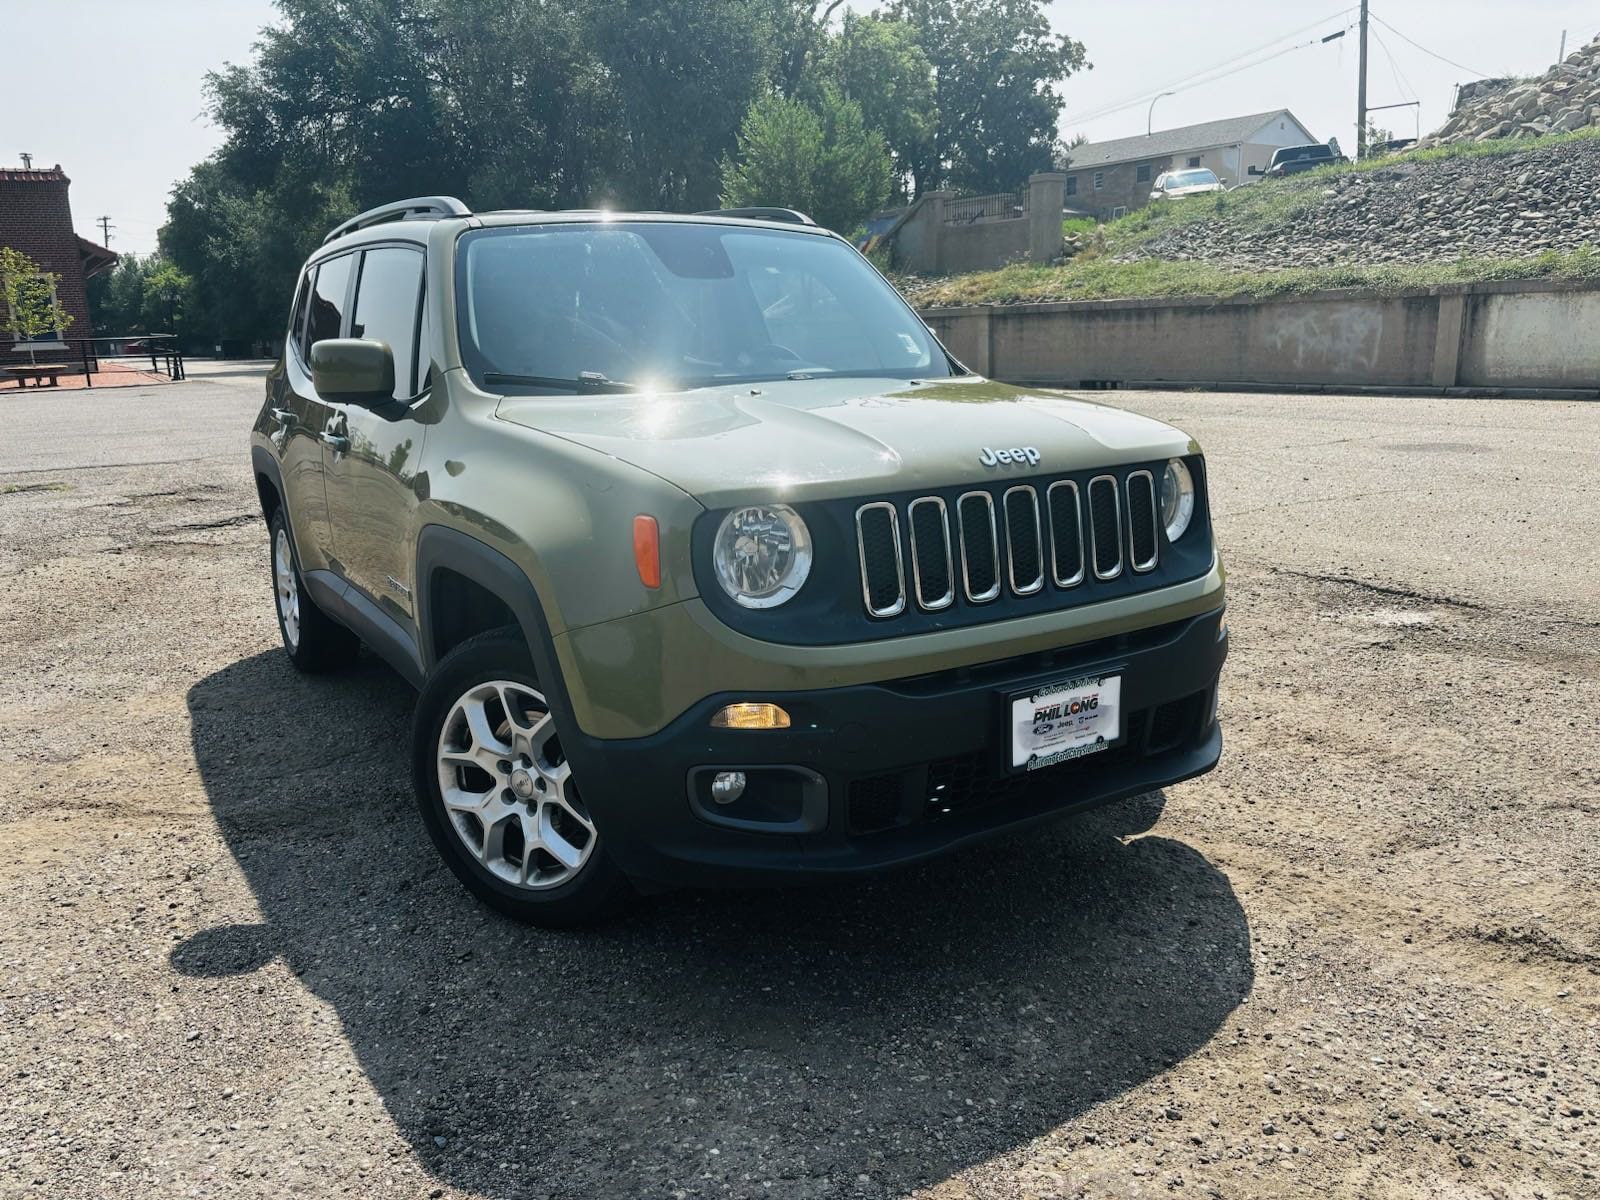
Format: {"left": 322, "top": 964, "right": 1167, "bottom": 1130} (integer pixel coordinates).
{"left": 563, "top": 607, "right": 1228, "bottom": 887}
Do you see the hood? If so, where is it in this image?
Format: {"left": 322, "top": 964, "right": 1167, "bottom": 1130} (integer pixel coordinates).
{"left": 1162, "top": 182, "right": 1225, "bottom": 197}
{"left": 495, "top": 377, "right": 1195, "bottom": 508}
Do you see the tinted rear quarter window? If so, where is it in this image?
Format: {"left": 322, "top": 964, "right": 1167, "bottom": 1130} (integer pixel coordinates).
{"left": 351, "top": 246, "right": 424, "bottom": 400}
{"left": 306, "top": 253, "right": 354, "bottom": 351}
{"left": 288, "top": 273, "right": 312, "bottom": 360}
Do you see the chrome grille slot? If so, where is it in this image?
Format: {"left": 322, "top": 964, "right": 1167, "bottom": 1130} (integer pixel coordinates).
{"left": 1046, "top": 480, "right": 1084, "bottom": 587}
{"left": 855, "top": 502, "right": 906, "bottom": 617}
{"left": 1125, "top": 469, "right": 1159, "bottom": 572}
{"left": 1087, "top": 474, "right": 1123, "bottom": 580}
{"left": 956, "top": 491, "right": 1001, "bottom": 602}
{"left": 1002, "top": 486, "right": 1044, "bottom": 595}
{"left": 907, "top": 498, "right": 955, "bottom": 611}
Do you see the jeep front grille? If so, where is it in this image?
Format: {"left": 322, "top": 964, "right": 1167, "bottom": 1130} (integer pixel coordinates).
{"left": 1087, "top": 475, "right": 1122, "bottom": 580}
{"left": 907, "top": 498, "right": 954, "bottom": 611}
{"left": 1002, "top": 486, "right": 1044, "bottom": 596}
{"left": 855, "top": 502, "right": 905, "bottom": 617}
{"left": 854, "top": 464, "right": 1189, "bottom": 621}
{"left": 956, "top": 491, "right": 1000, "bottom": 603}
{"left": 1046, "top": 481, "right": 1085, "bottom": 587}
{"left": 1126, "top": 469, "right": 1159, "bottom": 572}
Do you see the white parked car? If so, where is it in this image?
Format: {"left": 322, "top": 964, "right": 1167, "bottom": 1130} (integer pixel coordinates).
{"left": 1149, "top": 168, "right": 1225, "bottom": 201}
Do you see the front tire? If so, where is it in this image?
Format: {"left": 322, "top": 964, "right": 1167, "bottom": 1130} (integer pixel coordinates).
{"left": 269, "top": 509, "right": 358, "bottom": 672}
{"left": 411, "top": 628, "right": 632, "bottom": 926}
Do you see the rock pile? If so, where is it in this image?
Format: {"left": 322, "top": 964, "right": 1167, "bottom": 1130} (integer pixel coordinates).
{"left": 1123, "top": 135, "right": 1600, "bottom": 269}
{"left": 1417, "top": 34, "right": 1600, "bottom": 147}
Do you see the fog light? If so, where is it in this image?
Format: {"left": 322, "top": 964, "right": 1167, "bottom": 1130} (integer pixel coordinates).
{"left": 710, "top": 702, "right": 791, "bottom": 730}
{"left": 710, "top": 771, "right": 747, "bottom": 805}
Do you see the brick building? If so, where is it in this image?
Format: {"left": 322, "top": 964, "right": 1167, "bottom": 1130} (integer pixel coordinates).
{"left": 0, "top": 164, "right": 116, "bottom": 360}
{"left": 1061, "top": 110, "right": 1320, "bottom": 219}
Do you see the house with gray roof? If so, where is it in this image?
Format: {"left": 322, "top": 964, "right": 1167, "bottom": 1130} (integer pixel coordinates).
{"left": 1061, "top": 109, "right": 1319, "bottom": 218}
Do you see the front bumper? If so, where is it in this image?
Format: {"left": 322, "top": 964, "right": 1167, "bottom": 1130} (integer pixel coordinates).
{"left": 563, "top": 606, "right": 1228, "bottom": 888}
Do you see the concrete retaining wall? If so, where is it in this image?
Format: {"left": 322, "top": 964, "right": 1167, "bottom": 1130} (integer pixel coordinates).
{"left": 922, "top": 280, "right": 1600, "bottom": 394}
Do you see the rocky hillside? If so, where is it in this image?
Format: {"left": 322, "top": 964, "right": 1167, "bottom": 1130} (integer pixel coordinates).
{"left": 1417, "top": 33, "right": 1600, "bottom": 148}
{"left": 1121, "top": 134, "right": 1600, "bottom": 269}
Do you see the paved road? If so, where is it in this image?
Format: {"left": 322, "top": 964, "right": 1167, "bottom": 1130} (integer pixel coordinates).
{"left": 0, "top": 359, "right": 271, "bottom": 475}
{"left": 1, "top": 372, "right": 1595, "bottom": 1200}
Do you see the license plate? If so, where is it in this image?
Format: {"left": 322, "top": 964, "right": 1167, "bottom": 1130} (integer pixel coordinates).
{"left": 1010, "top": 674, "right": 1122, "bottom": 771}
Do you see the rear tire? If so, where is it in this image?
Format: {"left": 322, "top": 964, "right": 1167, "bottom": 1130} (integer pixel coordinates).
{"left": 269, "top": 508, "right": 359, "bottom": 672}
{"left": 412, "top": 627, "right": 633, "bottom": 927}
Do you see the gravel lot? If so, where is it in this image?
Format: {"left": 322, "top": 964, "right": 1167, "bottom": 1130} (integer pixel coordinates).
{"left": 2, "top": 366, "right": 1596, "bottom": 1200}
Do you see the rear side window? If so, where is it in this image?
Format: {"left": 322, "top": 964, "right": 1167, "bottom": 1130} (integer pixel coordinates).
{"left": 306, "top": 253, "right": 354, "bottom": 351}
{"left": 288, "top": 273, "right": 311, "bottom": 360}
{"left": 351, "top": 246, "right": 424, "bottom": 400}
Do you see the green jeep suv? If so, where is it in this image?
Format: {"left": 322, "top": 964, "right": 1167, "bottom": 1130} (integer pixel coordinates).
{"left": 251, "top": 197, "right": 1227, "bottom": 925}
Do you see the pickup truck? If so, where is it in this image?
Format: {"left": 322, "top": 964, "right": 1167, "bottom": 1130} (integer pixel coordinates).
{"left": 1248, "top": 143, "right": 1348, "bottom": 179}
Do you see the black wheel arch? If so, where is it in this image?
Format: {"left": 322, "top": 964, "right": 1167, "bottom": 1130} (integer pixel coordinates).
{"left": 414, "top": 525, "right": 580, "bottom": 743}
{"left": 251, "top": 445, "right": 289, "bottom": 537}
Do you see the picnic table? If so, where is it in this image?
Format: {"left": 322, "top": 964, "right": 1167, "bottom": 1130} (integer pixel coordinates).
{"left": 2, "top": 365, "right": 67, "bottom": 389}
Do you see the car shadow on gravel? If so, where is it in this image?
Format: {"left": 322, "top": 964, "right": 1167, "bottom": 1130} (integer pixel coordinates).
{"left": 178, "top": 651, "right": 1252, "bottom": 1199}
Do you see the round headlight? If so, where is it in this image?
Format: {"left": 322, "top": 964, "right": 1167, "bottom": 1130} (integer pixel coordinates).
{"left": 713, "top": 505, "right": 812, "bottom": 608}
{"left": 1160, "top": 458, "right": 1196, "bottom": 542}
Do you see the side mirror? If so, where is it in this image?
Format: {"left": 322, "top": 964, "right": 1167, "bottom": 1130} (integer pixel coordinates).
{"left": 1247, "top": 165, "right": 1263, "bottom": 176}
{"left": 311, "top": 338, "right": 394, "bottom": 405}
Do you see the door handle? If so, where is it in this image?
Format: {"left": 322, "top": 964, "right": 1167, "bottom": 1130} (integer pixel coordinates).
{"left": 320, "top": 413, "right": 349, "bottom": 452}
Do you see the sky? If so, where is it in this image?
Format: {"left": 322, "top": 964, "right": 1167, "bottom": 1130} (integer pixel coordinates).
{"left": 3, "top": 0, "right": 1595, "bottom": 257}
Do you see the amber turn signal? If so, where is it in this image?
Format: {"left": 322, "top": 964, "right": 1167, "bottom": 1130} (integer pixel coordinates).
{"left": 710, "top": 702, "right": 791, "bottom": 730}
{"left": 633, "top": 514, "right": 661, "bottom": 588}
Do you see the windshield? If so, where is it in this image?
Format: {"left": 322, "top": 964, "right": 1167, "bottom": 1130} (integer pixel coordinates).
{"left": 455, "top": 221, "right": 950, "bottom": 391}
{"left": 1165, "top": 169, "right": 1218, "bottom": 188}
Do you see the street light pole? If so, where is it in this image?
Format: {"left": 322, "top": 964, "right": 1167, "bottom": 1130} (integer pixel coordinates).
{"left": 1148, "top": 91, "right": 1176, "bottom": 136}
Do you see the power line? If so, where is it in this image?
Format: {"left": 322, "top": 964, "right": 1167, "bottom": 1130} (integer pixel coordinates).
{"left": 1369, "top": 29, "right": 1423, "bottom": 138}
{"left": 1371, "top": 28, "right": 1418, "bottom": 103}
{"left": 1065, "top": 6, "right": 1358, "bottom": 128}
{"left": 1370, "top": 12, "right": 1492, "bottom": 79}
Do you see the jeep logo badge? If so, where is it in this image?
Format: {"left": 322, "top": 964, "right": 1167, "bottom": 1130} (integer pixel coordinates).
{"left": 979, "top": 446, "right": 1041, "bottom": 468}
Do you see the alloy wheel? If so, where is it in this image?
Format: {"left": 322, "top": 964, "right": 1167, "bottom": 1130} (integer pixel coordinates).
{"left": 435, "top": 680, "right": 596, "bottom": 890}
{"left": 274, "top": 527, "right": 301, "bottom": 650}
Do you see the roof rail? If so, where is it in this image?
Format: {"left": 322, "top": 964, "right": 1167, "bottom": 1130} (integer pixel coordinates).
{"left": 694, "top": 207, "right": 817, "bottom": 226}
{"left": 323, "top": 196, "right": 471, "bottom": 245}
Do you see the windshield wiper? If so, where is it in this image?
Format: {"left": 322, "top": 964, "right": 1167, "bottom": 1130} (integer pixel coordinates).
{"left": 483, "top": 371, "right": 639, "bottom": 393}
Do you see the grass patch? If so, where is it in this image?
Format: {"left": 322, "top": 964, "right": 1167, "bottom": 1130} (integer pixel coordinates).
{"left": 907, "top": 245, "right": 1600, "bottom": 307}
{"left": 0, "top": 481, "right": 71, "bottom": 496}
{"left": 1348, "top": 123, "right": 1600, "bottom": 171}
{"left": 1061, "top": 216, "right": 1097, "bottom": 238}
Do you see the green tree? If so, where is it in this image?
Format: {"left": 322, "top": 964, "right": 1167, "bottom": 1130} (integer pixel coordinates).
{"left": 0, "top": 247, "right": 73, "bottom": 363}
{"left": 140, "top": 261, "right": 195, "bottom": 334}
{"left": 89, "top": 253, "right": 149, "bottom": 334}
{"left": 889, "top": 0, "right": 1088, "bottom": 194}
{"left": 584, "top": 0, "right": 778, "bottom": 209}
{"left": 721, "top": 87, "right": 891, "bottom": 232}
{"left": 824, "top": 14, "right": 936, "bottom": 198}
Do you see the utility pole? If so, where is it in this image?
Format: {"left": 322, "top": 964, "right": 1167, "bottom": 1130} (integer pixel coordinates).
{"left": 18, "top": 152, "right": 31, "bottom": 169}
{"left": 97, "top": 216, "right": 115, "bottom": 247}
{"left": 1559, "top": 30, "right": 1567, "bottom": 63}
{"left": 1356, "top": 0, "right": 1370, "bottom": 159}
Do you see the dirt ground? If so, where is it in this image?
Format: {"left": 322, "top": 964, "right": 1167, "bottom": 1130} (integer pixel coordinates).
{"left": 1, "top": 367, "right": 1596, "bottom": 1200}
